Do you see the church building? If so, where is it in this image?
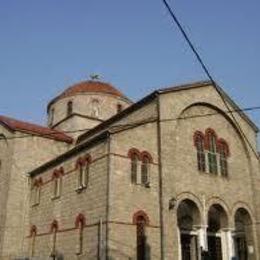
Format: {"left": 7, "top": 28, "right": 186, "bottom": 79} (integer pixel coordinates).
{"left": 0, "top": 80, "right": 259, "bottom": 259}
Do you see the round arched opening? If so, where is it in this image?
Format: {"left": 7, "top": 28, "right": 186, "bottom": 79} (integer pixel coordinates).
{"left": 177, "top": 199, "right": 201, "bottom": 260}
{"left": 234, "top": 208, "right": 254, "bottom": 260}
{"left": 207, "top": 204, "right": 228, "bottom": 260}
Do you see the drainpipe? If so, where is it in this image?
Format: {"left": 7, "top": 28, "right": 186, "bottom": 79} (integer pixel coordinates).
{"left": 156, "top": 93, "right": 165, "bottom": 260}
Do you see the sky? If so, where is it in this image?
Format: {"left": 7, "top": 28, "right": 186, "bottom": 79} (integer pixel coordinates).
{"left": 0, "top": 1, "right": 259, "bottom": 132}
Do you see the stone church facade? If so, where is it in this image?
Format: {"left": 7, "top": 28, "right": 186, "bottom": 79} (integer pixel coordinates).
{"left": 0, "top": 80, "right": 259, "bottom": 259}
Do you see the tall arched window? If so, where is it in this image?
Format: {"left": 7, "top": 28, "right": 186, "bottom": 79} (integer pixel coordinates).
{"left": 67, "top": 101, "right": 73, "bottom": 116}
{"left": 141, "top": 156, "right": 149, "bottom": 186}
{"left": 91, "top": 99, "right": 100, "bottom": 118}
{"left": 32, "top": 178, "right": 42, "bottom": 206}
{"left": 136, "top": 216, "right": 146, "bottom": 260}
{"left": 50, "top": 220, "right": 59, "bottom": 258}
{"left": 75, "top": 214, "right": 86, "bottom": 255}
{"left": 141, "top": 152, "right": 152, "bottom": 186}
{"left": 76, "top": 155, "right": 91, "bottom": 191}
{"left": 194, "top": 131, "right": 206, "bottom": 172}
{"left": 206, "top": 130, "right": 218, "bottom": 174}
{"left": 218, "top": 139, "right": 229, "bottom": 177}
{"left": 49, "top": 108, "right": 55, "bottom": 126}
{"left": 131, "top": 154, "right": 139, "bottom": 184}
{"left": 30, "top": 225, "right": 37, "bottom": 257}
{"left": 52, "top": 168, "right": 63, "bottom": 199}
{"left": 117, "top": 103, "right": 123, "bottom": 113}
{"left": 128, "top": 149, "right": 140, "bottom": 184}
{"left": 133, "top": 211, "right": 149, "bottom": 260}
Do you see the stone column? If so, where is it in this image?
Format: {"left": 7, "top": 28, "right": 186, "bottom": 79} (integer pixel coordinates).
{"left": 196, "top": 225, "right": 208, "bottom": 251}
{"left": 222, "top": 228, "right": 235, "bottom": 260}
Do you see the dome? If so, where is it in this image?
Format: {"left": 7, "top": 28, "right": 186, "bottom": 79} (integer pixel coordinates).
{"left": 48, "top": 80, "right": 128, "bottom": 110}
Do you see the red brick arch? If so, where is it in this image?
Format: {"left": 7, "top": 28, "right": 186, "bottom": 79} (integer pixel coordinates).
{"left": 128, "top": 148, "right": 141, "bottom": 160}
{"left": 140, "top": 151, "right": 153, "bottom": 163}
{"left": 30, "top": 225, "right": 37, "bottom": 237}
{"left": 50, "top": 220, "right": 59, "bottom": 233}
{"left": 75, "top": 213, "right": 86, "bottom": 228}
{"left": 133, "top": 210, "right": 150, "bottom": 225}
{"left": 193, "top": 131, "right": 205, "bottom": 147}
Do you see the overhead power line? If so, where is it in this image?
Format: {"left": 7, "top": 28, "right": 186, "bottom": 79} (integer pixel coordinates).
{"left": 0, "top": 105, "right": 260, "bottom": 141}
{"left": 160, "top": 0, "right": 259, "bottom": 159}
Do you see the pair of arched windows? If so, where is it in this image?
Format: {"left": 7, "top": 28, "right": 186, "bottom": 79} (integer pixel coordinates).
{"left": 194, "top": 129, "right": 230, "bottom": 177}
{"left": 76, "top": 155, "right": 92, "bottom": 191}
{"left": 128, "top": 149, "right": 153, "bottom": 187}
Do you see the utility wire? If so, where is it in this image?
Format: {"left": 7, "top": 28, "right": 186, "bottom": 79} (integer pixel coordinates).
{"left": 0, "top": 105, "right": 260, "bottom": 141}
{"left": 161, "top": 0, "right": 259, "bottom": 159}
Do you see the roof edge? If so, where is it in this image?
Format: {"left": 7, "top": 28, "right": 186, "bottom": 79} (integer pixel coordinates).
{"left": 29, "top": 131, "right": 109, "bottom": 177}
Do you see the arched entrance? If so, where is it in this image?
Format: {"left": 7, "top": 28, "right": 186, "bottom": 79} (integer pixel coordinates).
{"left": 177, "top": 199, "right": 201, "bottom": 260}
{"left": 234, "top": 208, "right": 254, "bottom": 260}
{"left": 207, "top": 204, "right": 228, "bottom": 260}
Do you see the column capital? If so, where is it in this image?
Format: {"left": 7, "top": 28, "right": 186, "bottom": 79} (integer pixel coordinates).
{"left": 193, "top": 224, "right": 208, "bottom": 229}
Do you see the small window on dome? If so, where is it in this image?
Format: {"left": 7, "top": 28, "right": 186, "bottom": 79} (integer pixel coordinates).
{"left": 117, "top": 103, "right": 123, "bottom": 113}
{"left": 91, "top": 99, "right": 100, "bottom": 118}
{"left": 49, "top": 108, "right": 55, "bottom": 126}
{"left": 67, "top": 101, "right": 73, "bottom": 116}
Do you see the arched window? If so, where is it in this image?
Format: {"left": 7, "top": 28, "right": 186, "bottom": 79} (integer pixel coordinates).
{"left": 50, "top": 220, "right": 58, "bottom": 258}
{"left": 117, "top": 103, "right": 123, "bottom": 113}
{"left": 49, "top": 108, "right": 55, "bottom": 127}
{"left": 75, "top": 214, "right": 86, "bottom": 255}
{"left": 67, "top": 101, "right": 73, "bottom": 116}
{"left": 133, "top": 211, "right": 149, "bottom": 260}
{"left": 52, "top": 168, "right": 63, "bottom": 199}
{"left": 30, "top": 225, "right": 37, "bottom": 257}
{"left": 194, "top": 131, "right": 206, "bottom": 172}
{"left": 141, "top": 152, "right": 152, "bottom": 187}
{"left": 131, "top": 154, "right": 139, "bottom": 184}
{"left": 128, "top": 149, "right": 140, "bottom": 184}
{"left": 206, "top": 130, "right": 218, "bottom": 174}
{"left": 32, "top": 178, "right": 42, "bottom": 206}
{"left": 141, "top": 156, "right": 150, "bottom": 186}
{"left": 91, "top": 99, "right": 100, "bottom": 118}
{"left": 76, "top": 155, "right": 91, "bottom": 191}
{"left": 218, "top": 139, "right": 229, "bottom": 177}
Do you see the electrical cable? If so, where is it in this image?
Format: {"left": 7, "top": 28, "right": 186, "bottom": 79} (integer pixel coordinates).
{"left": 161, "top": 0, "right": 259, "bottom": 159}
{"left": 0, "top": 105, "right": 260, "bottom": 141}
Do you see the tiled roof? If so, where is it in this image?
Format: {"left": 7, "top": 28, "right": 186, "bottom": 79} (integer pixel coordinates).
{"left": 0, "top": 115, "right": 73, "bottom": 143}
{"left": 48, "top": 80, "right": 129, "bottom": 110}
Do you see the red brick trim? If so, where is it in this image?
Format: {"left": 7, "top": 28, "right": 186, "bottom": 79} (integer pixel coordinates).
{"left": 30, "top": 225, "right": 37, "bottom": 237}
{"left": 75, "top": 213, "right": 86, "bottom": 228}
{"left": 205, "top": 128, "right": 218, "bottom": 150}
{"left": 31, "top": 152, "right": 158, "bottom": 190}
{"left": 52, "top": 167, "right": 64, "bottom": 180}
{"left": 133, "top": 210, "right": 150, "bottom": 225}
{"left": 140, "top": 151, "right": 153, "bottom": 163}
{"left": 76, "top": 154, "right": 92, "bottom": 169}
{"left": 33, "top": 177, "right": 43, "bottom": 187}
{"left": 50, "top": 220, "right": 59, "bottom": 232}
{"left": 193, "top": 131, "right": 204, "bottom": 147}
{"left": 27, "top": 219, "right": 159, "bottom": 238}
{"left": 218, "top": 138, "right": 230, "bottom": 156}
{"left": 128, "top": 148, "right": 141, "bottom": 160}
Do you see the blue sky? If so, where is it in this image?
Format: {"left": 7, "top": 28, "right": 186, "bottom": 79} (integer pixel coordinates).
{"left": 0, "top": 0, "right": 259, "bottom": 131}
